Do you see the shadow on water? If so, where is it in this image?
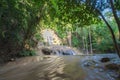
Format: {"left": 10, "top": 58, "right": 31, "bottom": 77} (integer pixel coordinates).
{"left": 0, "top": 54, "right": 120, "bottom": 80}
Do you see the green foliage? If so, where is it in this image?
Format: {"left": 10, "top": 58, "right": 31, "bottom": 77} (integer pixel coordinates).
{"left": 0, "top": 0, "right": 119, "bottom": 58}
{"left": 92, "top": 22, "right": 117, "bottom": 52}
{"left": 72, "top": 36, "right": 80, "bottom": 47}
{"left": 19, "top": 50, "right": 36, "bottom": 56}
{"left": 0, "top": 0, "right": 46, "bottom": 57}
{"left": 71, "top": 19, "right": 118, "bottom": 53}
{"left": 115, "top": 0, "right": 120, "bottom": 10}
{"left": 41, "top": 0, "right": 100, "bottom": 34}
{"left": 34, "top": 34, "right": 42, "bottom": 41}
{"left": 57, "top": 0, "right": 100, "bottom": 25}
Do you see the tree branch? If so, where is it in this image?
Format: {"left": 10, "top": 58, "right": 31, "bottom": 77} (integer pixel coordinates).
{"left": 96, "top": 9, "right": 120, "bottom": 57}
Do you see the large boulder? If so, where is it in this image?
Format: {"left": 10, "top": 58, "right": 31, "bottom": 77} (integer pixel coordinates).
{"left": 41, "top": 48, "right": 52, "bottom": 55}
{"left": 100, "top": 57, "right": 110, "bottom": 63}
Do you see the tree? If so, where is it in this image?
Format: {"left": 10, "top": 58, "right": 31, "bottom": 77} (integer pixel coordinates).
{"left": 79, "top": 0, "right": 120, "bottom": 57}
{"left": 0, "top": 0, "right": 46, "bottom": 57}
{"left": 110, "top": 0, "right": 120, "bottom": 39}
{"left": 41, "top": 0, "right": 100, "bottom": 46}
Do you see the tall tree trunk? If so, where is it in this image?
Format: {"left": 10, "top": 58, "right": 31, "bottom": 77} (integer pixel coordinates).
{"left": 67, "top": 31, "right": 72, "bottom": 46}
{"left": 97, "top": 9, "right": 120, "bottom": 57}
{"left": 110, "top": 0, "right": 120, "bottom": 40}
{"left": 81, "top": 27, "right": 87, "bottom": 54}
{"left": 89, "top": 26, "right": 93, "bottom": 54}
{"left": 82, "top": 36, "right": 86, "bottom": 53}
{"left": 85, "top": 36, "right": 89, "bottom": 54}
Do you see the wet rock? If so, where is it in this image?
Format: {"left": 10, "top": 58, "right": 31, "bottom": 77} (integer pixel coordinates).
{"left": 94, "top": 68, "right": 104, "bottom": 72}
{"left": 42, "top": 48, "right": 52, "bottom": 55}
{"left": 105, "top": 63, "right": 120, "bottom": 71}
{"left": 93, "top": 63, "right": 105, "bottom": 72}
{"left": 83, "top": 60, "right": 96, "bottom": 67}
{"left": 100, "top": 57, "right": 110, "bottom": 63}
{"left": 62, "top": 50, "right": 75, "bottom": 55}
{"left": 112, "top": 59, "right": 120, "bottom": 64}
{"left": 117, "top": 74, "right": 120, "bottom": 79}
{"left": 108, "top": 71, "right": 120, "bottom": 78}
{"left": 98, "top": 68, "right": 104, "bottom": 72}
{"left": 9, "top": 58, "right": 16, "bottom": 62}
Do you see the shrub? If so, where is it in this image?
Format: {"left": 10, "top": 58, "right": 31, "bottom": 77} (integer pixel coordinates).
{"left": 19, "top": 50, "right": 36, "bottom": 57}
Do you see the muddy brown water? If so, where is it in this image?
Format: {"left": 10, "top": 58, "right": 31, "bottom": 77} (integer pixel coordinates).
{"left": 0, "top": 55, "right": 120, "bottom": 80}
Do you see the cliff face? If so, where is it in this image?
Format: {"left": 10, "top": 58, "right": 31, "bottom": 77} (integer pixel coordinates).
{"left": 41, "top": 29, "right": 61, "bottom": 45}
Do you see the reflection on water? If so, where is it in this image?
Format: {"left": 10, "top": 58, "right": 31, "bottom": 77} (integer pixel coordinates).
{"left": 0, "top": 54, "right": 120, "bottom": 80}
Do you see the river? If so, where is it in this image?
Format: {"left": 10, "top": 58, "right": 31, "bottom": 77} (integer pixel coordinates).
{"left": 0, "top": 54, "right": 120, "bottom": 80}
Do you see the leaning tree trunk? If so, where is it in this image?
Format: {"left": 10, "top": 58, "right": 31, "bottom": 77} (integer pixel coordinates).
{"left": 110, "top": 0, "right": 120, "bottom": 40}
{"left": 97, "top": 10, "right": 120, "bottom": 57}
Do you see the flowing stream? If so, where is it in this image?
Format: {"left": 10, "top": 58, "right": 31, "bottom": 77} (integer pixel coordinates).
{"left": 0, "top": 54, "right": 120, "bottom": 80}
